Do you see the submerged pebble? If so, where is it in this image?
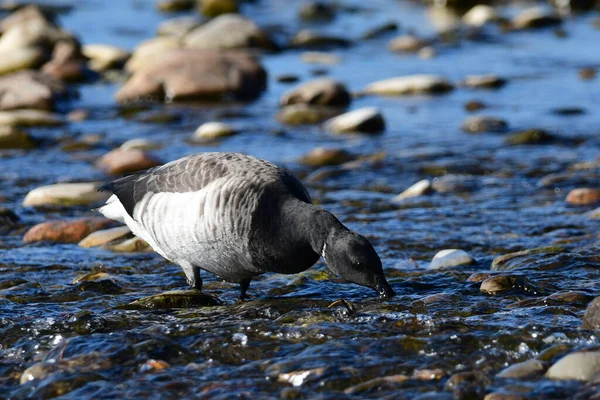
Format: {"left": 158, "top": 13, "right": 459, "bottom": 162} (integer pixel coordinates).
{"left": 582, "top": 297, "right": 600, "bottom": 329}
{"left": 429, "top": 249, "right": 475, "bottom": 269}
{"left": 364, "top": 75, "right": 454, "bottom": 96}
{"left": 546, "top": 351, "right": 600, "bottom": 381}
{"left": 323, "top": 107, "right": 385, "bottom": 134}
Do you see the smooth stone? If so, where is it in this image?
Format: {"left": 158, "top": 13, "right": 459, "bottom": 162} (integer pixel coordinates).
{"left": 418, "top": 46, "right": 436, "bottom": 59}
{"left": 582, "top": 297, "right": 600, "bottom": 329}
{"left": 82, "top": 44, "right": 130, "bottom": 71}
{"left": 466, "top": 272, "right": 492, "bottom": 283}
{"left": 484, "top": 394, "right": 527, "bottom": 400}
{"left": 23, "top": 218, "right": 115, "bottom": 244}
{"left": 587, "top": 207, "right": 600, "bottom": 219}
{"left": 387, "top": 35, "right": 429, "bottom": 52}
{"left": 480, "top": 275, "right": 518, "bottom": 294}
{"left": 20, "top": 362, "right": 64, "bottom": 384}
{"left": 156, "top": 0, "right": 194, "bottom": 12}
{"left": 276, "top": 74, "right": 300, "bottom": 84}
{"left": 0, "top": 125, "right": 34, "bottom": 149}
{"left": 117, "top": 50, "right": 267, "bottom": 103}
{"left": 298, "top": 147, "right": 354, "bottom": 167}
{"left": 0, "top": 5, "right": 48, "bottom": 34}
{"left": 462, "top": 5, "right": 499, "bottom": 27}
{"left": 290, "top": 29, "right": 351, "bottom": 48}
{"left": 157, "top": 16, "right": 203, "bottom": 39}
{"left": 127, "top": 289, "right": 222, "bottom": 309}
{"left": 280, "top": 78, "right": 350, "bottom": 107}
{"left": 120, "top": 138, "right": 162, "bottom": 151}
{"left": 125, "top": 37, "right": 181, "bottom": 73}
{"left": 67, "top": 109, "right": 89, "bottom": 122}
{"left": 465, "top": 100, "right": 486, "bottom": 112}
{"left": 301, "top": 51, "right": 341, "bottom": 65}
{"left": 184, "top": 14, "right": 275, "bottom": 50}
{"left": 364, "top": 75, "right": 454, "bottom": 96}
{"left": 496, "top": 359, "right": 546, "bottom": 378}
{"left": 23, "top": 182, "right": 109, "bottom": 207}
{"left": 429, "top": 249, "right": 475, "bottom": 269}
{"left": 0, "top": 109, "right": 64, "bottom": 127}
{"left": 579, "top": 67, "right": 597, "bottom": 80}
{"left": 491, "top": 246, "right": 564, "bottom": 271}
{"left": 193, "top": 121, "right": 237, "bottom": 140}
{"left": 361, "top": 22, "right": 399, "bottom": 40}
{"left": 546, "top": 351, "right": 600, "bottom": 381}
{"left": 462, "top": 74, "right": 507, "bottom": 89}
{"left": 199, "top": 0, "right": 239, "bottom": 17}
{"left": 276, "top": 104, "right": 341, "bottom": 125}
{"left": 547, "top": 291, "right": 593, "bottom": 305}
{"left": 71, "top": 272, "right": 112, "bottom": 284}
{"left": 511, "top": 7, "right": 561, "bottom": 30}
{"left": 105, "top": 236, "right": 151, "bottom": 252}
{"left": 96, "top": 148, "right": 162, "bottom": 175}
{"left": 432, "top": 175, "right": 478, "bottom": 193}
{"left": 505, "top": 129, "right": 556, "bottom": 145}
{"left": 566, "top": 188, "right": 600, "bottom": 206}
{"left": 461, "top": 115, "right": 508, "bottom": 133}
{"left": 298, "top": 1, "right": 335, "bottom": 21}
{"left": 392, "top": 179, "right": 433, "bottom": 201}
{"left": 0, "top": 46, "right": 45, "bottom": 75}
{"left": 344, "top": 374, "right": 408, "bottom": 394}
{"left": 78, "top": 226, "right": 132, "bottom": 248}
{"left": 0, "top": 16, "right": 73, "bottom": 53}
{"left": 323, "top": 107, "right": 385, "bottom": 134}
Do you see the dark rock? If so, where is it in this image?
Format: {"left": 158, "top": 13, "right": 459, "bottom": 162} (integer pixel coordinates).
{"left": 290, "top": 30, "right": 351, "bottom": 49}
{"left": 361, "top": 22, "right": 398, "bottom": 40}
{"left": 299, "top": 1, "right": 335, "bottom": 21}
{"left": 461, "top": 115, "right": 508, "bottom": 133}
{"left": 126, "top": 290, "right": 222, "bottom": 309}
{"left": 505, "top": 129, "right": 556, "bottom": 145}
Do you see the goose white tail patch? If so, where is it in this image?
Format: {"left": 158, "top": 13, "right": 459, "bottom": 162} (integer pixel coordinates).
{"left": 98, "top": 195, "right": 126, "bottom": 223}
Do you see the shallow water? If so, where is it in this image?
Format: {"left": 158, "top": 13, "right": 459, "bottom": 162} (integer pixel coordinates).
{"left": 1, "top": 0, "right": 600, "bottom": 398}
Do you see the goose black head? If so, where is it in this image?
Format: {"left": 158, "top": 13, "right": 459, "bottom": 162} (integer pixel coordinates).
{"left": 324, "top": 231, "right": 395, "bottom": 298}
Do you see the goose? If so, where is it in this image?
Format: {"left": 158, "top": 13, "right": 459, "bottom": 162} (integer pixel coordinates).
{"left": 98, "top": 152, "right": 395, "bottom": 300}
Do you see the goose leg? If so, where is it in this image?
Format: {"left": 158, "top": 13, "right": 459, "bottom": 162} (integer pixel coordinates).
{"left": 182, "top": 262, "right": 202, "bottom": 291}
{"left": 239, "top": 278, "right": 251, "bottom": 300}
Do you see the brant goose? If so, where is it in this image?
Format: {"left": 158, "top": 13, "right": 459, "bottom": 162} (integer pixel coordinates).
{"left": 98, "top": 152, "right": 395, "bottom": 299}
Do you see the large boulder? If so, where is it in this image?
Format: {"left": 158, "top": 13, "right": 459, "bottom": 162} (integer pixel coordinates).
{"left": 116, "top": 49, "right": 267, "bottom": 103}
{"left": 0, "top": 70, "right": 66, "bottom": 110}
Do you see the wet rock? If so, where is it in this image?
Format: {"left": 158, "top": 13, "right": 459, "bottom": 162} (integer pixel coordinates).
{"left": 0, "top": 109, "right": 64, "bottom": 126}
{"left": 566, "top": 188, "right": 600, "bottom": 206}
{"left": 0, "top": 207, "right": 19, "bottom": 233}
{"left": 290, "top": 30, "right": 351, "bottom": 48}
{"left": 276, "top": 74, "right": 300, "bottom": 84}
{"left": 23, "top": 182, "right": 109, "bottom": 207}
{"left": 497, "top": 359, "right": 546, "bottom": 378}
{"left": 117, "top": 50, "right": 267, "bottom": 103}
{"left": 465, "top": 100, "right": 486, "bottom": 112}
{"left": 105, "top": 236, "right": 151, "bottom": 252}
{"left": 0, "top": 125, "right": 34, "bottom": 149}
{"left": 299, "top": 1, "right": 334, "bottom": 21}
{"left": 156, "top": 0, "right": 194, "bottom": 12}
{"left": 127, "top": 289, "right": 222, "bottom": 309}
{"left": 413, "top": 393, "right": 453, "bottom": 400}
{"left": 0, "top": 5, "right": 49, "bottom": 34}
{"left": 491, "top": 246, "right": 564, "bottom": 271}
{"left": 462, "top": 5, "right": 499, "bottom": 27}
{"left": 511, "top": 7, "right": 561, "bottom": 30}
{"left": 278, "top": 367, "right": 325, "bottom": 386}
{"left": 446, "top": 371, "right": 491, "bottom": 400}
{"left": 280, "top": 78, "right": 350, "bottom": 107}
{"left": 587, "top": 207, "right": 600, "bottom": 219}
{"left": 82, "top": 44, "right": 130, "bottom": 71}
{"left": 361, "top": 22, "right": 398, "bottom": 40}
{"left": 432, "top": 175, "right": 478, "bottom": 193}
{"left": 418, "top": 46, "right": 436, "bottom": 59}
{"left": 193, "top": 121, "right": 237, "bottom": 140}
{"left": 301, "top": 51, "right": 340, "bottom": 65}
{"left": 67, "top": 108, "right": 89, "bottom": 122}
{"left": 387, "top": 35, "right": 429, "bottom": 53}
{"left": 0, "top": 70, "right": 66, "bottom": 110}
{"left": 120, "top": 138, "right": 162, "bottom": 151}
{"left": 0, "top": 46, "right": 45, "bottom": 75}
{"left": 125, "top": 37, "right": 181, "bottom": 73}
{"left": 276, "top": 104, "right": 340, "bottom": 125}
{"left": 579, "top": 67, "right": 596, "bottom": 80}
{"left": 20, "top": 362, "right": 64, "bottom": 384}
{"left": 141, "top": 359, "right": 170, "bottom": 372}
{"left": 466, "top": 272, "right": 492, "bottom": 283}
{"left": 96, "top": 148, "right": 162, "bottom": 175}
{"left": 546, "top": 351, "right": 600, "bottom": 381}
{"left": 430, "top": 249, "right": 475, "bottom": 269}
{"left": 344, "top": 375, "right": 409, "bottom": 394}
{"left": 157, "top": 16, "right": 203, "bottom": 39}
{"left": 184, "top": 14, "right": 275, "bottom": 50}
{"left": 299, "top": 147, "right": 354, "bottom": 167}
{"left": 78, "top": 225, "right": 131, "bottom": 248}
{"left": 461, "top": 115, "right": 508, "bottom": 133}
{"left": 199, "top": 0, "right": 239, "bottom": 17}
{"left": 462, "top": 74, "right": 507, "bottom": 89}
{"left": 137, "top": 109, "right": 181, "bottom": 124}
{"left": 364, "top": 75, "right": 454, "bottom": 96}
{"left": 551, "top": 107, "right": 585, "bottom": 116}
{"left": 582, "top": 297, "right": 600, "bottom": 329}
{"left": 41, "top": 40, "right": 88, "bottom": 82}
{"left": 71, "top": 271, "right": 112, "bottom": 284}
{"left": 484, "top": 394, "right": 527, "bottom": 400}
{"left": 23, "top": 218, "right": 115, "bottom": 244}
{"left": 392, "top": 179, "right": 432, "bottom": 201}
{"left": 323, "top": 107, "right": 385, "bottom": 134}
{"left": 505, "top": 129, "right": 556, "bottom": 145}
{"left": 480, "top": 275, "right": 521, "bottom": 294}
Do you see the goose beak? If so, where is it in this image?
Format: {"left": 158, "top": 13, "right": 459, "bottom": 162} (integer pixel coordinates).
{"left": 376, "top": 278, "right": 395, "bottom": 299}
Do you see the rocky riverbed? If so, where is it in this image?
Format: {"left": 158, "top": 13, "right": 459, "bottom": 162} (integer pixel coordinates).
{"left": 0, "top": 0, "right": 599, "bottom": 398}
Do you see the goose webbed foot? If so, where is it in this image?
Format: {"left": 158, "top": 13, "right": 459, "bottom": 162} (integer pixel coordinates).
{"left": 238, "top": 278, "right": 252, "bottom": 301}
{"left": 184, "top": 265, "right": 203, "bottom": 291}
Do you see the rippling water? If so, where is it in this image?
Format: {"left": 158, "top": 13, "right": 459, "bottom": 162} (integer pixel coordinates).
{"left": 1, "top": 0, "right": 600, "bottom": 398}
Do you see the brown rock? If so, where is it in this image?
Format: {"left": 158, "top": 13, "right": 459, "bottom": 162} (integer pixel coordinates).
{"left": 156, "top": 0, "right": 194, "bottom": 12}
{"left": 466, "top": 272, "right": 492, "bottom": 283}
{"left": 480, "top": 275, "right": 516, "bottom": 294}
{"left": 184, "top": 14, "right": 274, "bottom": 50}
{"left": 280, "top": 78, "right": 350, "bottom": 107}
{"left": 290, "top": 30, "right": 351, "bottom": 48}
{"left": 23, "top": 217, "right": 115, "bottom": 244}
{"left": 299, "top": 147, "right": 354, "bottom": 167}
{"left": 387, "top": 35, "right": 429, "bottom": 53}
{"left": 41, "top": 40, "right": 88, "bottom": 81}
{"left": 276, "top": 104, "right": 341, "bottom": 125}
{"left": 579, "top": 67, "right": 597, "bottom": 80}
{"left": 0, "top": 70, "right": 66, "bottom": 110}
{"left": 566, "top": 188, "right": 600, "bottom": 206}
{"left": 199, "top": 0, "right": 239, "bottom": 17}
{"left": 0, "top": 125, "right": 34, "bottom": 149}
{"left": 96, "top": 148, "right": 161, "bottom": 175}
{"left": 582, "top": 297, "right": 600, "bottom": 329}
{"left": 116, "top": 49, "right": 267, "bottom": 103}
{"left": 0, "top": 5, "right": 50, "bottom": 35}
